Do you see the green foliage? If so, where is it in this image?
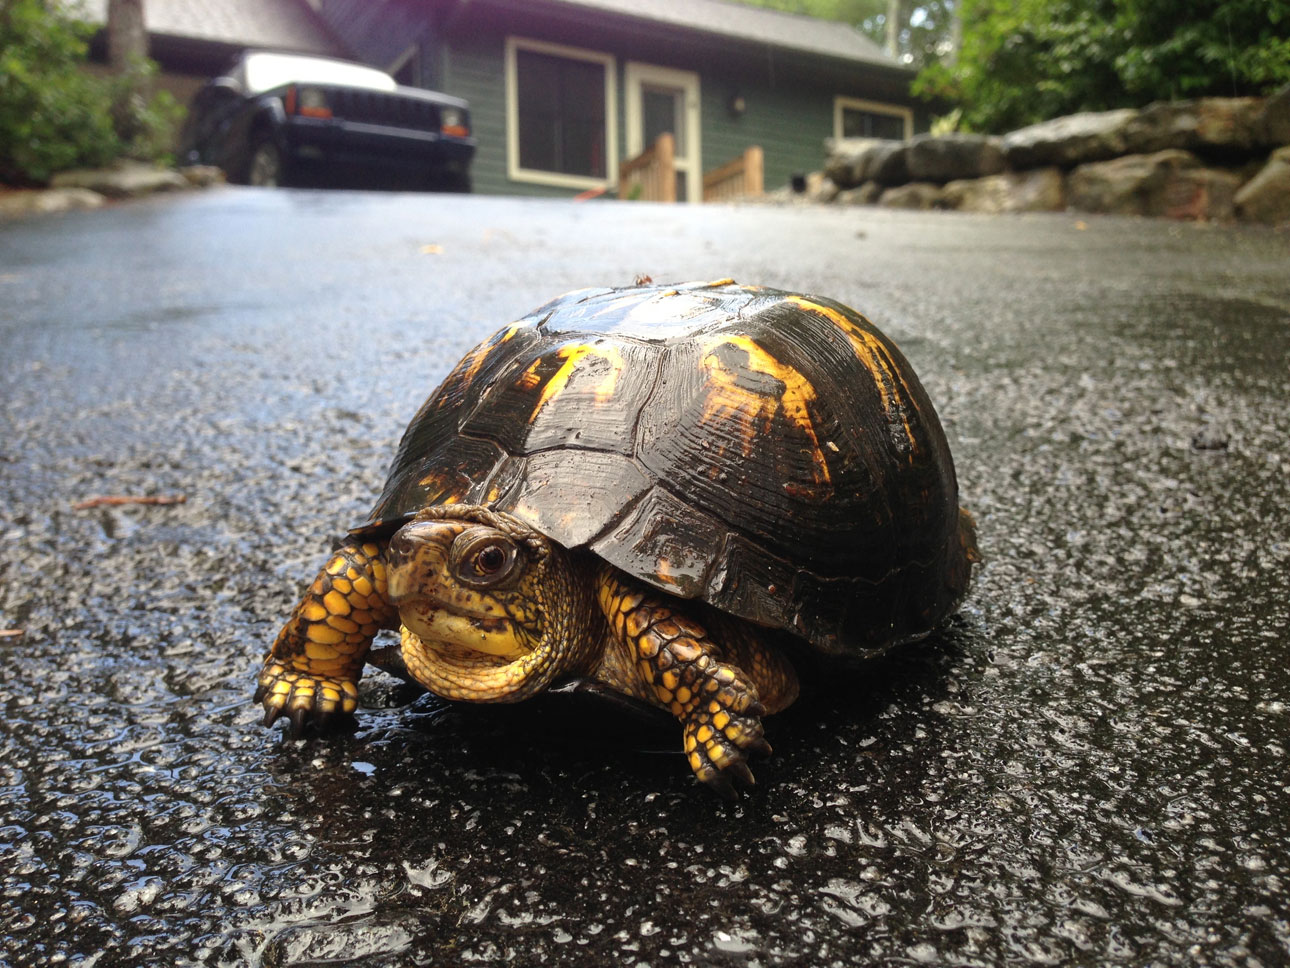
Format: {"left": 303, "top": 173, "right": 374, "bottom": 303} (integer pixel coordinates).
{"left": 920, "top": 0, "right": 1290, "bottom": 132}
{"left": 0, "top": 0, "right": 119, "bottom": 183}
{"left": 0, "top": 0, "right": 180, "bottom": 185}
{"left": 730, "top": 0, "right": 960, "bottom": 70}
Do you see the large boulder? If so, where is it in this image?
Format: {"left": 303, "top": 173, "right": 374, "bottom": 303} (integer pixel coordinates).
{"left": 1124, "top": 98, "right": 1268, "bottom": 156}
{"left": 941, "top": 167, "right": 1066, "bottom": 214}
{"left": 868, "top": 141, "right": 910, "bottom": 185}
{"left": 878, "top": 182, "right": 944, "bottom": 210}
{"left": 835, "top": 181, "right": 884, "bottom": 206}
{"left": 905, "top": 133, "right": 1004, "bottom": 183}
{"left": 1002, "top": 109, "right": 1139, "bottom": 169}
{"left": 824, "top": 138, "right": 885, "bottom": 189}
{"left": 0, "top": 187, "right": 105, "bottom": 218}
{"left": 1259, "top": 84, "right": 1290, "bottom": 145}
{"left": 1068, "top": 150, "right": 1240, "bottom": 219}
{"left": 1234, "top": 146, "right": 1290, "bottom": 223}
{"left": 50, "top": 160, "right": 189, "bottom": 199}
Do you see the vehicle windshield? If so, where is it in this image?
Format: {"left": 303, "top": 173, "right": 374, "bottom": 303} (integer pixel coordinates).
{"left": 238, "top": 52, "right": 398, "bottom": 94}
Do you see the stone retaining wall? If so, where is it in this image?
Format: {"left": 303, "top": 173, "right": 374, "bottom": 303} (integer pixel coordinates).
{"left": 814, "top": 86, "right": 1290, "bottom": 224}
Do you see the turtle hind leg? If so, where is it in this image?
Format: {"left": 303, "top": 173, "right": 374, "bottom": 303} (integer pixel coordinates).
{"left": 595, "top": 566, "right": 799, "bottom": 799}
{"left": 255, "top": 539, "right": 398, "bottom": 736}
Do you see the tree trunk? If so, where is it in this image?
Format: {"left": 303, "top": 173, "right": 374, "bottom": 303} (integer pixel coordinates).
{"left": 946, "top": 0, "right": 963, "bottom": 66}
{"left": 107, "top": 0, "right": 147, "bottom": 72}
{"left": 884, "top": 0, "right": 902, "bottom": 58}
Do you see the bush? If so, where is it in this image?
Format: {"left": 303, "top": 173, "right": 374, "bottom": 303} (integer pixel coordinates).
{"left": 917, "top": 0, "right": 1290, "bottom": 133}
{"left": 0, "top": 0, "right": 181, "bottom": 185}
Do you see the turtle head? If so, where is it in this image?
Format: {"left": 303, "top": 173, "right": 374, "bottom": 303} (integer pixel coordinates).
{"left": 384, "top": 506, "right": 594, "bottom": 702}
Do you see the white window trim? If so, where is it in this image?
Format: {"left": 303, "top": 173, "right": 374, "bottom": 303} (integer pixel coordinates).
{"left": 505, "top": 36, "right": 619, "bottom": 191}
{"left": 624, "top": 62, "right": 702, "bottom": 204}
{"left": 833, "top": 96, "right": 913, "bottom": 141}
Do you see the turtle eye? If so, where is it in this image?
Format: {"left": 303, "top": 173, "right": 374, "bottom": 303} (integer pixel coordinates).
{"left": 451, "top": 530, "right": 520, "bottom": 587}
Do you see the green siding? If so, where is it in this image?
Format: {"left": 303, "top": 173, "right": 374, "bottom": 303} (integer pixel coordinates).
{"left": 700, "top": 75, "right": 835, "bottom": 193}
{"left": 437, "top": 5, "right": 918, "bottom": 198}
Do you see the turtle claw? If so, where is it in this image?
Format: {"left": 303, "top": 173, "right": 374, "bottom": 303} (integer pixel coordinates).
{"left": 288, "top": 705, "right": 309, "bottom": 739}
{"left": 705, "top": 771, "right": 739, "bottom": 802}
{"left": 683, "top": 698, "right": 770, "bottom": 798}
{"left": 261, "top": 703, "right": 283, "bottom": 728}
{"left": 255, "top": 660, "right": 360, "bottom": 737}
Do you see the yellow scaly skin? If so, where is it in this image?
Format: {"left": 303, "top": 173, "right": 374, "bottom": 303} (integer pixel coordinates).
{"left": 254, "top": 540, "right": 398, "bottom": 734}
{"left": 256, "top": 506, "right": 799, "bottom": 796}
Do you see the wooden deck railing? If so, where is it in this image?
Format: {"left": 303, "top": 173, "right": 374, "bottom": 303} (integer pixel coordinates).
{"left": 702, "top": 146, "right": 764, "bottom": 202}
{"left": 618, "top": 133, "right": 676, "bottom": 202}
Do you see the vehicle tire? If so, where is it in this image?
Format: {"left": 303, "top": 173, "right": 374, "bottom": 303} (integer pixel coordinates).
{"left": 246, "top": 137, "right": 285, "bottom": 188}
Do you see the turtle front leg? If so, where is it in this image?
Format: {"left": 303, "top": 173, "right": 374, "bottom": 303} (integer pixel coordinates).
{"left": 255, "top": 539, "right": 398, "bottom": 735}
{"left": 596, "top": 568, "right": 798, "bottom": 798}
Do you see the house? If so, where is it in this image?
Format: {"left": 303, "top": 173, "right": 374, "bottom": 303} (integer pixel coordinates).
{"left": 319, "top": 0, "right": 922, "bottom": 199}
{"left": 86, "top": 0, "right": 922, "bottom": 199}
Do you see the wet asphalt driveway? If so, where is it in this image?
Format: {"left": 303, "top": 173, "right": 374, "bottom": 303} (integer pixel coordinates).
{"left": 1, "top": 189, "right": 1288, "bottom": 967}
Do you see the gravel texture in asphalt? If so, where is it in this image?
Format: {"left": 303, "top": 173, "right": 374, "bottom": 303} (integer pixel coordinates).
{"left": 1, "top": 189, "right": 1288, "bottom": 966}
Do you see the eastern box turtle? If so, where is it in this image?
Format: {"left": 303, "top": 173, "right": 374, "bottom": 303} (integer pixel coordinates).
{"left": 256, "top": 280, "right": 976, "bottom": 796}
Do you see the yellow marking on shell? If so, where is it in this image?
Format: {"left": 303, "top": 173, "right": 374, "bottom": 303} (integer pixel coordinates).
{"left": 517, "top": 358, "right": 544, "bottom": 391}
{"left": 301, "top": 601, "right": 328, "bottom": 622}
{"left": 654, "top": 557, "right": 684, "bottom": 588}
{"left": 461, "top": 323, "right": 524, "bottom": 387}
{"left": 352, "top": 575, "right": 373, "bottom": 597}
{"left": 331, "top": 577, "right": 352, "bottom": 595}
{"left": 699, "top": 334, "right": 831, "bottom": 490}
{"left": 529, "top": 342, "right": 627, "bottom": 419}
{"left": 786, "top": 295, "right": 919, "bottom": 453}
{"left": 326, "top": 558, "right": 347, "bottom": 576}
{"left": 702, "top": 277, "right": 735, "bottom": 287}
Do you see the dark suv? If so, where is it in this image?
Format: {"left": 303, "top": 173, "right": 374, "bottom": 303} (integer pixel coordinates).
{"left": 179, "top": 51, "right": 475, "bottom": 191}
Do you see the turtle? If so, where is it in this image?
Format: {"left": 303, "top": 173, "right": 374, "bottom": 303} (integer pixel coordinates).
{"left": 255, "top": 279, "right": 977, "bottom": 796}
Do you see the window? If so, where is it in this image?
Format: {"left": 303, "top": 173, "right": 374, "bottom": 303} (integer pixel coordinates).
{"left": 506, "top": 38, "right": 617, "bottom": 189}
{"left": 834, "top": 96, "right": 913, "bottom": 141}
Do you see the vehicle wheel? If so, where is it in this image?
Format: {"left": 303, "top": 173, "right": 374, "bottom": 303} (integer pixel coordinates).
{"left": 247, "top": 138, "right": 284, "bottom": 188}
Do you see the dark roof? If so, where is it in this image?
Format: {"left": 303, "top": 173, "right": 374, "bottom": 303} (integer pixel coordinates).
{"left": 540, "top": 0, "right": 904, "bottom": 70}
{"left": 78, "top": 0, "right": 347, "bottom": 57}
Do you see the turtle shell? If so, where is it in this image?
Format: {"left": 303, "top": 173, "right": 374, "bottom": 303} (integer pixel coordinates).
{"left": 362, "top": 280, "right": 973, "bottom": 657}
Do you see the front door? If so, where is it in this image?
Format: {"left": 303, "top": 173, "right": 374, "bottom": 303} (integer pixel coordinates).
{"left": 625, "top": 63, "right": 701, "bottom": 202}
